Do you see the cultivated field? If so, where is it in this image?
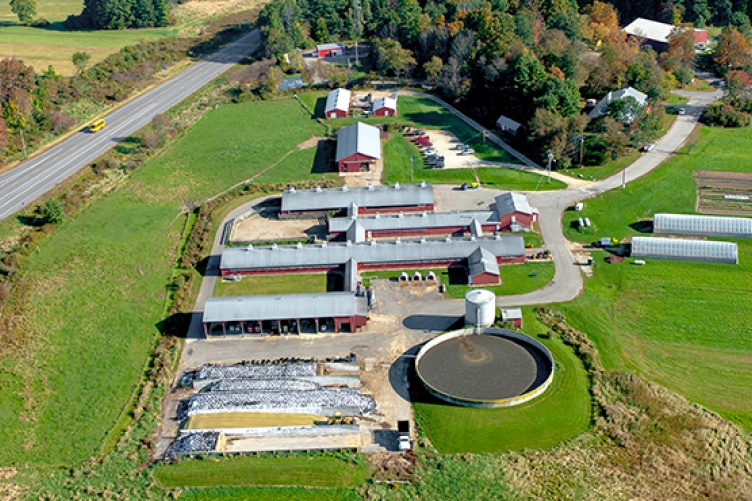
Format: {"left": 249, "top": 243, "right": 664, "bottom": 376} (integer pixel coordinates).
{"left": 0, "top": 97, "right": 326, "bottom": 466}
{"left": 561, "top": 126, "right": 752, "bottom": 428}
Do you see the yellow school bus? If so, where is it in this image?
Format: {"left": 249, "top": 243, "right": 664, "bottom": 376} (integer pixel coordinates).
{"left": 89, "top": 119, "right": 106, "bottom": 132}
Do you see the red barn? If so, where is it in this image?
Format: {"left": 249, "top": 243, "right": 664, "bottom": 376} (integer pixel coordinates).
{"left": 373, "top": 96, "right": 397, "bottom": 117}
{"left": 467, "top": 247, "right": 501, "bottom": 285}
{"left": 325, "top": 88, "right": 351, "bottom": 119}
{"left": 494, "top": 193, "right": 538, "bottom": 231}
{"left": 317, "top": 43, "right": 344, "bottom": 58}
{"left": 500, "top": 308, "right": 523, "bottom": 329}
{"left": 336, "top": 122, "right": 381, "bottom": 173}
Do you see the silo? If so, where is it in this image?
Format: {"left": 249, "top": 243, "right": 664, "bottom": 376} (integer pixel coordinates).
{"left": 465, "top": 289, "right": 496, "bottom": 327}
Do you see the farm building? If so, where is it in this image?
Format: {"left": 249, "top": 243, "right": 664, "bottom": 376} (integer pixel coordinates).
{"left": 336, "top": 122, "right": 381, "bottom": 172}
{"left": 494, "top": 193, "right": 538, "bottom": 231}
{"left": 496, "top": 115, "right": 522, "bottom": 136}
{"left": 653, "top": 213, "right": 752, "bottom": 238}
{"left": 623, "top": 18, "right": 709, "bottom": 51}
{"left": 203, "top": 292, "right": 368, "bottom": 337}
{"left": 328, "top": 211, "right": 500, "bottom": 240}
{"left": 631, "top": 237, "right": 738, "bottom": 264}
{"left": 219, "top": 235, "right": 525, "bottom": 277}
{"left": 372, "top": 96, "right": 397, "bottom": 116}
{"left": 588, "top": 87, "right": 648, "bottom": 121}
{"left": 467, "top": 247, "right": 501, "bottom": 285}
{"left": 325, "top": 88, "right": 351, "bottom": 119}
{"left": 500, "top": 308, "right": 523, "bottom": 328}
{"left": 280, "top": 182, "right": 434, "bottom": 217}
{"left": 316, "top": 42, "right": 345, "bottom": 57}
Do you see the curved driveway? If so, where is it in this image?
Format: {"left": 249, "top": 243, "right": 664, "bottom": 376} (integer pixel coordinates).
{"left": 0, "top": 29, "right": 261, "bottom": 221}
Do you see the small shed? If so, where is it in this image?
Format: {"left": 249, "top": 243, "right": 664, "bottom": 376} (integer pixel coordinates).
{"left": 373, "top": 96, "right": 397, "bottom": 117}
{"left": 317, "top": 43, "right": 345, "bottom": 58}
{"left": 325, "top": 88, "right": 351, "bottom": 119}
{"left": 500, "top": 308, "right": 523, "bottom": 329}
{"left": 496, "top": 115, "right": 522, "bottom": 136}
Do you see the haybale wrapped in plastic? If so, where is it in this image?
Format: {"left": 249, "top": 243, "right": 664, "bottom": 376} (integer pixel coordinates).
{"left": 205, "top": 378, "right": 322, "bottom": 393}
{"left": 194, "top": 362, "right": 316, "bottom": 385}
{"left": 165, "top": 432, "right": 219, "bottom": 459}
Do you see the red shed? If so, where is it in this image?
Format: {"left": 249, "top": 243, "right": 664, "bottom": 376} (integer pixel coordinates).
{"left": 317, "top": 43, "right": 344, "bottom": 58}
{"left": 325, "top": 88, "right": 351, "bottom": 119}
{"left": 373, "top": 96, "right": 397, "bottom": 117}
{"left": 500, "top": 308, "right": 523, "bottom": 329}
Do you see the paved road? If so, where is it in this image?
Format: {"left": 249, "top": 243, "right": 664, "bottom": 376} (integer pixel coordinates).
{"left": 0, "top": 29, "right": 261, "bottom": 221}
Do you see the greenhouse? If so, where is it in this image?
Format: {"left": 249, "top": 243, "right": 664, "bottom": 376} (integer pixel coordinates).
{"left": 653, "top": 213, "right": 752, "bottom": 238}
{"left": 631, "top": 237, "right": 738, "bottom": 264}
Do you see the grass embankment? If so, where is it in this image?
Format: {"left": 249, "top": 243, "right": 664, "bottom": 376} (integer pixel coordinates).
{"left": 561, "top": 126, "right": 752, "bottom": 428}
{"left": 413, "top": 309, "right": 591, "bottom": 453}
{"left": 0, "top": 98, "right": 325, "bottom": 466}
{"left": 363, "top": 261, "right": 554, "bottom": 298}
{"left": 213, "top": 273, "right": 329, "bottom": 296}
{"left": 153, "top": 454, "right": 369, "bottom": 488}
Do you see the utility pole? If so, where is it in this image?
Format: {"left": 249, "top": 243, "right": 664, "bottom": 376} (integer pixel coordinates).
{"left": 622, "top": 167, "right": 626, "bottom": 189}
{"left": 410, "top": 154, "right": 414, "bottom": 183}
{"left": 546, "top": 151, "right": 553, "bottom": 183}
{"left": 579, "top": 135, "right": 584, "bottom": 166}
{"left": 353, "top": 0, "right": 361, "bottom": 66}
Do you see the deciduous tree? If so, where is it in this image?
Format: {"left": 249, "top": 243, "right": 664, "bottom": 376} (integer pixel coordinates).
{"left": 10, "top": 0, "right": 36, "bottom": 25}
{"left": 71, "top": 52, "right": 91, "bottom": 74}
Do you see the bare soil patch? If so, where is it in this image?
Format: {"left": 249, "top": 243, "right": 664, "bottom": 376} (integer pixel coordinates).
{"left": 297, "top": 136, "right": 326, "bottom": 150}
{"left": 695, "top": 170, "right": 752, "bottom": 215}
{"left": 231, "top": 213, "right": 325, "bottom": 242}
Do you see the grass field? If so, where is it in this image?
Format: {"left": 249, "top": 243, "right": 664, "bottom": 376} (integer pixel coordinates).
{"left": 559, "top": 151, "right": 641, "bottom": 181}
{"left": 0, "top": 98, "right": 324, "bottom": 466}
{"left": 179, "top": 487, "right": 360, "bottom": 501}
{"left": 213, "top": 273, "right": 329, "bottom": 297}
{"left": 413, "top": 308, "right": 592, "bottom": 453}
{"left": 560, "top": 125, "right": 752, "bottom": 428}
{"left": 153, "top": 454, "right": 369, "bottom": 488}
{"left": 252, "top": 146, "right": 340, "bottom": 185}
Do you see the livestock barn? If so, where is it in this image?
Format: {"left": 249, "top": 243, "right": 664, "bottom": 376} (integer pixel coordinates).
{"left": 325, "top": 88, "right": 351, "bottom": 119}
{"left": 336, "top": 122, "right": 381, "bottom": 172}
{"left": 494, "top": 193, "right": 538, "bottom": 231}
{"left": 316, "top": 43, "right": 344, "bottom": 57}
{"left": 372, "top": 96, "right": 397, "bottom": 117}
{"left": 203, "top": 292, "right": 368, "bottom": 337}
{"left": 280, "top": 182, "right": 434, "bottom": 218}
{"left": 219, "top": 235, "right": 525, "bottom": 277}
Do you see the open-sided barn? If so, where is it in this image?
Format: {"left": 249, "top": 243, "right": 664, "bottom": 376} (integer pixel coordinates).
{"left": 653, "top": 213, "right": 752, "bottom": 238}
{"left": 280, "top": 182, "right": 434, "bottom": 217}
{"left": 631, "top": 237, "right": 738, "bottom": 264}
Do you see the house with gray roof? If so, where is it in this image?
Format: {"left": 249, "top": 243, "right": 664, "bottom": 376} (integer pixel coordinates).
{"left": 587, "top": 87, "right": 648, "bottom": 122}
{"left": 336, "top": 122, "right": 381, "bottom": 172}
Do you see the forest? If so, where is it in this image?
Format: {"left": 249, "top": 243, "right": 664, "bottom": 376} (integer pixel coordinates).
{"left": 258, "top": 0, "right": 752, "bottom": 165}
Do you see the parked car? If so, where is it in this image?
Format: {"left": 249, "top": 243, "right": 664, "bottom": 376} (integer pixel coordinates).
{"left": 426, "top": 155, "right": 445, "bottom": 163}
{"left": 453, "top": 143, "right": 467, "bottom": 150}
{"left": 458, "top": 148, "right": 475, "bottom": 155}
{"left": 423, "top": 147, "right": 438, "bottom": 156}
{"left": 642, "top": 143, "right": 655, "bottom": 152}
{"left": 431, "top": 161, "right": 445, "bottom": 168}
{"left": 461, "top": 182, "right": 479, "bottom": 190}
{"left": 678, "top": 107, "right": 686, "bottom": 115}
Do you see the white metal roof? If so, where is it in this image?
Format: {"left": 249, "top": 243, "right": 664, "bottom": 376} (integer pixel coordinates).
{"left": 325, "top": 88, "right": 351, "bottom": 115}
{"left": 500, "top": 307, "right": 523, "bottom": 320}
{"left": 336, "top": 122, "right": 381, "bottom": 162}
{"left": 494, "top": 193, "right": 535, "bottom": 216}
{"left": 221, "top": 236, "right": 525, "bottom": 272}
{"left": 317, "top": 43, "right": 344, "bottom": 50}
{"left": 631, "top": 237, "right": 738, "bottom": 264}
{"left": 468, "top": 247, "right": 500, "bottom": 277}
{"left": 623, "top": 18, "right": 680, "bottom": 43}
{"left": 203, "top": 292, "right": 367, "bottom": 323}
{"left": 588, "top": 87, "right": 648, "bottom": 119}
{"left": 328, "top": 211, "right": 498, "bottom": 234}
{"left": 282, "top": 183, "right": 433, "bottom": 213}
{"left": 373, "top": 96, "right": 397, "bottom": 111}
{"left": 653, "top": 213, "right": 752, "bottom": 238}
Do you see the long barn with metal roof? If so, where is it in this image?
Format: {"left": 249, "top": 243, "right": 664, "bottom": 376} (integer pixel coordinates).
{"left": 329, "top": 211, "right": 499, "bottom": 240}
{"left": 220, "top": 235, "right": 525, "bottom": 277}
{"left": 203, "top": 292, "right": 368, "bottom": 337}
{"left": 653, "top": 213, "right": 752, "bottom": 238}
{"left": 631, "top": 237, "right": 738, "bottom": 264}
{"left": 281, "top": 182, "right": 434, "bottom": 217}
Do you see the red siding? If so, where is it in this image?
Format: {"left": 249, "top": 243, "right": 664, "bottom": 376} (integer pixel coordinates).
{"left": 470, "top": 272, "right": 501, "bottom": 285}
{"left": 326, "top": 109, "right": 347, "bottom": 119}
{"left": 694, "top": 30, "right": 709, "bottom": 45}
{"left": 498, "top": 211, "right": 536, "bottom": 230}
{"left": 338, "top": 152, "right": 377, "bottom": 172}
{"left": 318, "top": 47, "right": 342, "bottom": 57}
{"left": 358, "top": 204, "right": 434, "bottom": 214}
{"left": 374, "top": 107, "right": 396, "bottom": 117}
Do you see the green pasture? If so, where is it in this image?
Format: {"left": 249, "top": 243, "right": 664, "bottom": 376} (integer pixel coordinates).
{"left": 213, "top": 273, "right": 329, "bottom": 296}
{"left": 253, "top": 145, "right": 340, "bottom": 185}
{"left": 0, "top": 98, "right": 324, "bottom": 466}
{"left": 560, "top": 125, "right": 752, "bottom": 428}
{"left": 179, "top": 487, "right": 360, "bottom": 501}
{"left": 413, "top": 309, "right": 592, "bottom": 453}
{"left": 153, "top": 454, "right": 368, "bottom": 489}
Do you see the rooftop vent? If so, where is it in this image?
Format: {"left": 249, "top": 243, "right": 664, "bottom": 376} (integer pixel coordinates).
{"left": 272, "top": 243, "right": 278, "bottom": 250}
{"left": 375, "top": 212, "right": 381, "bottom": 219}
{"left": 445, "top": 235, "right": 451, "bottom": 242}
{"left": 420, "top": 236, "right": 426, "bottom": 244}
{"left": 289, "top": 186, "right": 296, "bottom": 194}
{"left": 495, "top": 234, "right": 502, "bottom": 240}
{"left": 398, "top": 211, "right": 404, "bottom": 218}
{"left": 370, "top": 240, "right": 377, "bottom": 246}
{"left": 395, "top": 238, "right": 402, "bottom": 245}
{"left": 315, "top": 186, "right": 322, "bottom": 193}
{"left": 470, "top": 236, "right": 476, "bottom": 241}
{"left": 346, "top": 240, "right": 352, "bottom": 247}
{"left": 368, "top": 183, "right": 375, "bottom": 191}
{"left": 342, "top": 185, "right": 348, "bottom": 192}
{"left": 296, "top": 242, "right": 303, "bottom": 249}
{"left": 246, "top": 244, "right": 253, "bottom": 251}
{"left": 322, "top": 241, "right": 327, "bottom": 248}
{"left": 420, "top": 180, "right": 426, "bottom": 188}
{"left": 422, "top": 210, "right": 427, "bottom": 217}
{"left": 394, "top": 182, "right": 400, "bottom": 190}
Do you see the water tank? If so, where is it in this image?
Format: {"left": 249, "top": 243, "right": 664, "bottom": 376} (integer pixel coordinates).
{"left": 465, "top": 289, "right": 496, "bottom": 327}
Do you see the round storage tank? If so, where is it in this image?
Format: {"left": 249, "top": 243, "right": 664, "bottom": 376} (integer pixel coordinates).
{"left": 465, "top": 289, "right": 496, "bottom": 327}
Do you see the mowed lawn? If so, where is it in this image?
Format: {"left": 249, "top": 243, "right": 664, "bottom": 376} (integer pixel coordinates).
{"left": 560, "top": 126, "right": 752, "bottom": 428}
{"left": 0, "top": 98, "right": 324, "bottom": 466}
{"left": 213, "top": 273, "right": 328, "bottom": 296}
{"left": 413, "top": 309, "right": 592, "bottom": 453}
{"left": 0, "top": 0, "right": 174, "bottom": 75}
{"left": 179, "top": 487, "right": 360, "bottom": 501}
{"left": 153, "top": 454, "right": 369, "bottom": 488}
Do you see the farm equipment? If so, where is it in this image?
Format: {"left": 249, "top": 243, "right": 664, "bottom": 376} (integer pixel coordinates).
{"left": 327, "top": 412, "right": 354, "bottom": 425}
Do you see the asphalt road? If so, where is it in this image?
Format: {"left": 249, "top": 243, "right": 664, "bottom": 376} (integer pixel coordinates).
{"left": 0, "top": 29, "right": 261, "bottom": 222}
